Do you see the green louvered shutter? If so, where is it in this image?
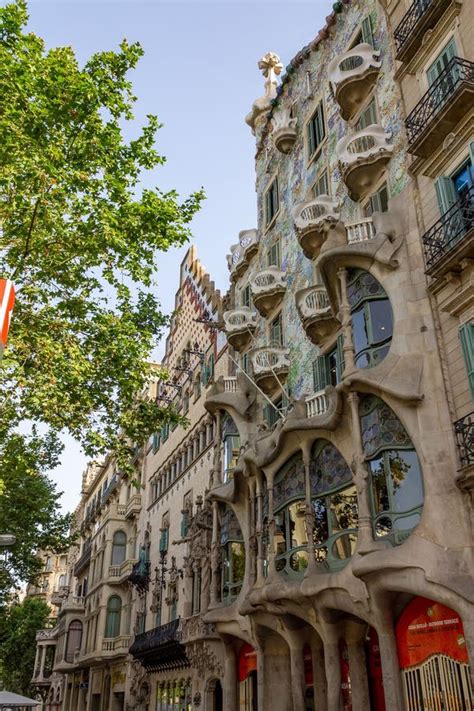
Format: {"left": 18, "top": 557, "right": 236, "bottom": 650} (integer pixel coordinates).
{"left": 336, "top": 333, "right": 345, "bottom": 379}
{"left": 265, "top": 188, "right": 272, "bottom": 226}
{"left": 307, "top": 120, "right": 315, "bottom": 158}
{"left": 435, "top": 176, "right": 458, "bottom": 216}
{"left": 313, "top": 356, "right": 330, "bottom": 392}
{"left": 427, "top": 38, "right": 457, "bottom": 85}
{"left": 459, "top": 323, "right": 474, "bottom": 400}
{"left": 361, "top": 16, "right": 374, "bottom": 47}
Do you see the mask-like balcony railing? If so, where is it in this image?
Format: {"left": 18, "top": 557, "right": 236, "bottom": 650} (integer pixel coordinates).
{"left": 223, "top": 306, "right": 257, "bottom": 350}
{"left": 250, "top": 267, "right": 286, "bottom": 317}
{"left": 345, "top": 216, "right": 376, "bottom": 244}
{"left": 125, "top": 493, "right": 142, "bottom": 519}
{"left": 394, "top": 0, "right": 451, "bottom": 63}
{"left": 271, "top": 106, "right": 297, "bottom": 154}
{"left": 227, "top": 229, "right": 259, "bottom": 280}
{"left": 422, "top": 187, "right": 474, "bottom": 276}
{"left": 251, "top": 346, "right": 290, "bottom": 395}
{"left": 337, "top": 125, "right": 393, "bottom": 202}
{"left": 296, "top": 286, "right": 336, "bottom": 344}
{"left": 328, "top": 44, "right": 381, "bottom": 120}
{"left": 293, "top": 196, "right": 340, "bottom": 259}
{"left": 406, "top": 58, "right": 474, "bottom": 157}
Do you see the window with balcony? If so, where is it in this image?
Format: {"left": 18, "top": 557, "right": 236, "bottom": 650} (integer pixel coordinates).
{"left": 111, "top": 531, "right": 127, "bottom": 566}
{"left": 263, "top": 394, "right": 287, "bottom": 428}
{"left": 360, "top": 396, "right": 424, "bottom": 544}
{"left": 273, "top": 454, "right": 308, "bottom": 576}
{"left": 364, "top": 182, "right": 389, "bottom": 216}
{"left": 65, "top": 620, "right": 83, "bottom": 663}
{"left": 104, "top": 596, "right": 122, "bottom": 638}
{"left": 427, "top": 38, "right": 457, "bottom": 86}
{"left": 355, "top": 97, "right": 378, "bottom": 131}
{"left": 266, "top": 239, "right": 281, "bottom": 268}
{"left": 241, "top": 284, "right": 252, "bottom": 308}
{"left": 459, "top": 322, "right": 474, "bottom": 399}
{"left": 269, "top": 313, "right": 283, "bottom": 347}
{"left": 264, "top": 176, "right": 279, "bottom": 227}
{"left": 313, "top": 335, "right": 344, "bottom": 391}
{"left": 222, "top": 414, "right": 240, "bottom": 483}
{"left": 310, "top": 441, "right": 358, "bottom": 569}
{"left": 347, "top": 269, "right": 393, "bottom": 369}
{"left": 351, "top": 16, "right": 374, "bottom": 48}
{"left": 307, "top": 102, "right": 326, "bottom": 160}
{"left": 220, "top": 506, "right": 245, "bottom": 600}
{"left": 312, "top": 169, "right": 330, "bottom": 198}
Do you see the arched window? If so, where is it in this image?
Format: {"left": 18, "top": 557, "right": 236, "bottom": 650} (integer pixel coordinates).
{"left": 65, "top": 620, "right": 83, "bottom": 662}
{"left": 310, "top": 441, "right": 358, "bottom": 570}
{"left": 273, "top": 454, "right": 308, "bottom": 576}
{"left": 105, "top": 596, "right": 122, "bottom": 638}
{"left": 359, "top": 395, "right": 424, "bottom": 544}
{"left": 220, "top": 506, "right": 245, "bottom": 600}
{"left": 222, "top": 414, "right": 240, "bottom": 483}
{"left": 111, "top": 530, "right": 127, "bottom": 565}
{"left": 347, "top": 269, "right": 393, "bottom": 369}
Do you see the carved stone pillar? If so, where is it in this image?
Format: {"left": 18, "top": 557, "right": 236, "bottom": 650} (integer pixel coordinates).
{"left": 347, "top": 640, "right": 370, "bottom": 709}
{"left": 255, "top": 477, "right": 264, "bottom": 586}
{"left": 337, "top": 267, "right": 355, "bottom": 376}
{"left": 266, "top": 482, "right": 276, "bottom": 577}
{"left": 377, "top": 623, "right": 405, "bottom": 711}
{"left": 289, "top": 641, "right": 307, "bottom": 711}
{"left": 223, "top": 642, "right": 238, "bottom": 711}
{"left": 302, "top": 442, "right": 316, "bottom": 574}
{"left": 320, "top": 622, "right": 342, "bottom": 711}
{"left": 210, "top": 501, "right": 220, "bottom": 606}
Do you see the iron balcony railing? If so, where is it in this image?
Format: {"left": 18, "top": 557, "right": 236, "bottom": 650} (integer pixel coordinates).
{"left": 454, "top": 412, "right": 474, "bottom": 469}
{"left": 73, "top": 540, "right": 92, "bottom": 576}
{"left": 405, "top": 58, "right": 474, "bottom": 147}
{"left": 129, "top": 619, "right": 189, "bottom": 670}
{"left": 422, "top": 187, "right": 474, "bottom": 272}
{"left": 128, "top": 559, "right": 151, "bottom": 592}
{"left": 394, "top": 0, "right": 436, "bottom": 54}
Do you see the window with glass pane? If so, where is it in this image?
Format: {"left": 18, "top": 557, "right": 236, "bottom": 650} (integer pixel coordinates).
{"left": 360, "top": 396, "right": 424, "bottom": 544}
{"left": 220, "top": 506, "right": 245, "bottom": 600}
{"left": 309, "top": 441, "right": 358, "bottom": 570}
{"left": 104, "top": 596, "right": 122, "bottom": 638}
{"left": 241, "top": 284, "right": 252, "bottom": 308}
{"left": 267, "top": 240, "right": 281, "bottom": 268}
{"left": 459, "top": 322, "right": 474, "bottom": 399}
{"left": 351, "top": 16, "right": 373, "bottom": 48}
{"left": 347, "top": 269, "right": 393, "bottom": 369}
{"left": 272, "top": 455, "right": 308, "bottom": 576}
{"left": 427, "top": 38, "right": 457, "bottom": 86}
{"left": 355, "top": 98, "right": 378, "bottom": 131}
{"left": 65, "top": 620, "right": 82, "bottom": 662}
{"left": 265, "top": 177, "right": 279, "bottom": 226}
{"left": 307, "top": 102, "right": 326, "bottom": 159}
{"left": 111, "top": 531, "right": 127, "bottom": 565}
{"left": 313, "top": 170, "right": 329, "bottom": 198}
{"left": 270, "top": 313, "right": 283, "bottom": 346}
{"left": 364, "top": 183, "right": 388, "bottom": 216}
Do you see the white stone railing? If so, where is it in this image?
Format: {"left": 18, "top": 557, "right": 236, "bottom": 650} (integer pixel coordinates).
{"left": 251, "top": 347, "right": 290, "bottom": 376}
{"left": 337, "top": 125, "right": 393, "bottom": 169}
{"left": 126, "top": 494, "right": 141, "bottom": 516}
{"left": 306, "top": 389, "right": 329, "bottom": 418}
{"left": 223, "top": 306, "right": 257, "bottom": 333}
{"left": 328, "top": 43, "right": 381, "bottom": 88}
{"left": 345, "top": 217, "right": 376, "bottom": 244}
{"left": 116, "top": 503, "right": 127, "bottom": 516}
{"left": 102, "top": 635, "right": 131, "bottom": 652}
{"left": 297, "top": 286, "right": 330, "bottom": 319}
{"left": 250, "top": 266, "right": 286, "bottom": 295}
{"left": 224, "top": 376, "right": 238, "bottom": 393}
{"left": 293, "top": 196, "right": 340, "bottom": 232}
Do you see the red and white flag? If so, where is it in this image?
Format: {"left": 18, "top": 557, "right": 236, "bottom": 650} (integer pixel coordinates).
{"left": 0, "top": 279, "right": 15, "bottom": 350}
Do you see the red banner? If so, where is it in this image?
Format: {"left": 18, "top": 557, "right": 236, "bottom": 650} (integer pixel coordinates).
{"left": 366, "top": 627, "right": 386, "bottom": 711}
{"left": 396, "top": 597, "right": 468, "bottom": 668}
{"left": 237, "top": 643, "right": 257, "bottom": 683}
{"left": 0, "top": 279, "right": 15, "bottom": 348}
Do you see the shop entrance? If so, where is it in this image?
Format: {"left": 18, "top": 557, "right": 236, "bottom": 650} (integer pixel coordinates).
{"left": 396, "top": 597, "right": 473, "bottom": 710}
{"left": 237, "top": 643, "right": 258, "bottom": 711}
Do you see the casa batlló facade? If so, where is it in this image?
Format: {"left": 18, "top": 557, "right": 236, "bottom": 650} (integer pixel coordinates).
{"left": 30, "top": 0, "right": 473, "bottom": 709}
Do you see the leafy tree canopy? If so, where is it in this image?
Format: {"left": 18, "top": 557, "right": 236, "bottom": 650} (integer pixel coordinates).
{"left": 0, "top": 0, "right": 202, "bottom": 464}
{"left": 0, "top": 596, "right": 52, "bottom": 694}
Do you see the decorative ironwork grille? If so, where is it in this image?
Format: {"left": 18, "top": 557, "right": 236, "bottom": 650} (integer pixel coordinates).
{"left": 422, "top": 188, "right": 474, "bottom": 271}
{"left": 394, "top": 0, "right": 435, "bottom": 53}
{"left": 454, "top": 412, "right": 474, "bottom": 469}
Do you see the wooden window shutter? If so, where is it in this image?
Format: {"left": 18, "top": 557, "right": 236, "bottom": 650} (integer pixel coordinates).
{"left": 459, "top": 323, "right": 474, "bottom": 400}
{"left": 435, "top": 176, "right": 458, "bottom": 215}
{"left": 336, "top": 333, "right": 345, "bottom": 378}
{"left": 361, "top": 16, "right": 373, "bottom": 47}
{"left": 313, "top": 355, "right": 330, "bottom": 392}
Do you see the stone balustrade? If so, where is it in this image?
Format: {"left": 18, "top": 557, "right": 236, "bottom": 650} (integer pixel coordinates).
{"left": 345, "top": 217, "right": 376, "bottom": 244}
{"left": 223, "top": 376, "right": 238, "bottom": 393}
{"left": 306, "top": 389, "right": 329, "bottom": 418}
{"left": 337, "top": 125, "right": 393, "bottom": 201}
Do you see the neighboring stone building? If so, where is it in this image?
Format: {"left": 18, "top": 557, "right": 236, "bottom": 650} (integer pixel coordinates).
{"left": 199, "top": 0, "right": 473, "bottom": 709}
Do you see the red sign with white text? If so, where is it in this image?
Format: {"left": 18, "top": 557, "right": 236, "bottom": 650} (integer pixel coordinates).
{"left": 396, "top": 597, "right": 468, "bottom": 669}
{"left": 237, "top": 643, "right": 257, "bottom": 683}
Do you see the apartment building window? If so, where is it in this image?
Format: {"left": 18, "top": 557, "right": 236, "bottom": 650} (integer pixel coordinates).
{"left": 264, "top": 176, "right": 279, "bottom": 227}
{"left": 266, "top": 239, "right": 281, "bottom": 268}
{"left": 111, "top": 531, "right": 127, "bottom": 566}
{"left": 241, "top": 284, "right": 252, "bottom": 308}
{"left": 273, "top": 455, "right": 308, "bottom": 575}
{"left": 307, "top": 102, "right": 326, "bottom": 160}
{"left": 269, "top": 313, "right": 283, "bottom": 347}
{"left": 152, "top": 432, "right": 161, "bottom": 452}
{"left": 351, "top": 16, "right": 374, "bottom": 47}
{"left": 65, "top": 620, "right": 83, "bottom": 663}
{"left": 459, "top": 322, "right": 474, "bottom": 399}
{"left": 162, "top": 423, "right": 169, "bottom": 442}
{"left": 348, "top": 269, "right": 393, "bottom": 369}
{"left": 220, "top": 506, "right": 245, "bottom": 600}
{"left": 222, "top": 414, "right": 240, "bottom": 483}
{"left": 427, "top": 38, "right": 457, "bottom": 86}
{"left": 355, "top": 97, "right": 378, "bottom": 131}
{"left": 104, "top": 596, "right": 122, "bottom": 638}
{"left": 364, "top": 183, "right": 389, "bottom": 216}
{"left": 160, "top": 514, "right": 170, "bottom": 553}
{"left": 435, "top": 154, "right": 473, "bottom": 216}
{"left": 312, "top": 169, "right": 329, "bottom": 198}
{"left": 264, "top": 395, "right": 287, "bottom": 428}
{"left": 313, "top": 335, "right": 344, "bottom": 391}
{"left": 241, "top": 352, "right": 250, "bottom": 374}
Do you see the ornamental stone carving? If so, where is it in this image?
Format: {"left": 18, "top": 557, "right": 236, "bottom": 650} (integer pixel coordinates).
{"left": 185, "top": 640, "right": 224, "bottom": 679}
{"left": 246, "top": 52, "right": 283, "bottom": 132}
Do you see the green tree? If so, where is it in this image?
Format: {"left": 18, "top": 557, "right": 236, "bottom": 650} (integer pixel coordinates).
{"left": 0, "top": 0, "right": 202, "bottom": 466}
{"left": 0, "top": 596, "right": 52, "bottom": 694}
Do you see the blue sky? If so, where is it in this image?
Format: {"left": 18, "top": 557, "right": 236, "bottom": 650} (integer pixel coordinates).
{"left": 22, "top": 0, "right": 334, "bottom": 511}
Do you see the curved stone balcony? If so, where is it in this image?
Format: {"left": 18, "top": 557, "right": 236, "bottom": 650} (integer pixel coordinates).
{"left": 293, "top": 196, "right": 340, "bottom": 259}
{"left": 205, "top": 373, "right": 257, "bottom": 419}
{"left": 223, "top": 306, "right": 257, "bottom": 350}
{"left": 296, "top": 286, "right": 337, "bottom": 344}
{"left": 271, "top": 106, "right": 297, "bottom": 154}
{"left": 329, "top": 44, "right": 381, "bottom": 120}
{"left": 227, "top": 229, "right": 259, "bottom": 281}
{"left": 250, "top": 266, "right": 286, "bottom": 317}
{"left": 250, "top": 346, "right": 290, "bottom": 395}
{"left": 337, "top": 125, "right": 393, "bottom": 201}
